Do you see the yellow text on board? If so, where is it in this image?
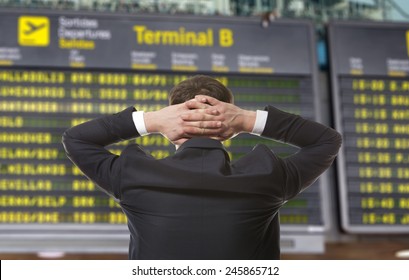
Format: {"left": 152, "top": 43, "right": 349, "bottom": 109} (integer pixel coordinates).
{"left": 18, "top": 16, "right": 50, "bottom": 47}
{"left": 133, "top": 25, "right": 234, "bottom": 47}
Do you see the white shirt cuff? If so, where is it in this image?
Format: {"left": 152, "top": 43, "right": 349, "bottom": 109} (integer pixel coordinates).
{"left": 132, "top": 111, "right": 149, "bottom": 136}
{"left": 251, "top": 110, "right": 268, "bottom": 136}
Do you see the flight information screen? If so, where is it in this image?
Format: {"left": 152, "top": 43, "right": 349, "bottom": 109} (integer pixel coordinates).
{"left": 0, "top": 11, "right": 323, "bottom": 231}
{"left": 329, "top": 21, "right": 409, "bottom": 232}
{"left": 0, "top": 69, "right": 319, "bottom": 225}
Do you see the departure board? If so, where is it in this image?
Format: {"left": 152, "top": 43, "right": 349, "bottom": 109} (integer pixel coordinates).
{"left": 329, "top": 21, "right": 409, "bottom": 232}
{"left": 0, "top": 10, "right": 323, "bottom": 236}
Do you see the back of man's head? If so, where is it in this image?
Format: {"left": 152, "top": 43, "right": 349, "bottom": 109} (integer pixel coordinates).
{"left": 169, "top": 75, "right": 233, "bottom": 105}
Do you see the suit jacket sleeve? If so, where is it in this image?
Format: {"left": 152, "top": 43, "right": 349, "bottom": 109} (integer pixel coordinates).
{"left": 62, "top": 106, "right": 139, "bottom": 199}
{"left": 261, "top": 105, "right": 342, "bottom": 200}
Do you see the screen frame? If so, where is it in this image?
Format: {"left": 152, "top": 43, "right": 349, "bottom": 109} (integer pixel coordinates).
{"left": 0, "top": 8, "right": 327, "bottom": 252}
{"left": 328, "top": 20, "right": 409, "bottom": 233}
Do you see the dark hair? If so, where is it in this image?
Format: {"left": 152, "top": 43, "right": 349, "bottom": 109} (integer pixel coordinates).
{"left": 169, "top": 75, "right": 233, "bottom": 105}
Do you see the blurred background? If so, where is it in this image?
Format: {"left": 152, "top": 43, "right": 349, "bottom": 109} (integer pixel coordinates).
{"left": 1, "top": 0, "right": 409, "bottom": 22}
{"left": 1, "top": 0, "right": 409, "bottom": 260}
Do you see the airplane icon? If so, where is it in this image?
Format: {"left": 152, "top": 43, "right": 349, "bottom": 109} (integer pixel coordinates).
{"left": 24, "top": 21, "right": 47, "bottom": 35}
{"left": 18, "top": 16, "right": 50, "bottom": 46}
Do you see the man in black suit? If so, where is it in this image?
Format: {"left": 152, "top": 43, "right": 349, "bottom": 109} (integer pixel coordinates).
{"left": 62, "top": 75, "right": 341, "bottom": 259}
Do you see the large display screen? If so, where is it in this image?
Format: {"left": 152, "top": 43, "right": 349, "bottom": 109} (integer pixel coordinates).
{"left": 329, "top": 21, "right": 409, "bottom": 233}
{"left": 0, "top": 11, "right": 323, "bottom": 233}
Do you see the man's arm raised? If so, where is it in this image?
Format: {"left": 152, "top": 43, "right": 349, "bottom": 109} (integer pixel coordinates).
{"left": 186, "top": 95, "right": 342, "bottom": 199}
{"left": 62, "top": 100, "right": 225, "bottom": 197}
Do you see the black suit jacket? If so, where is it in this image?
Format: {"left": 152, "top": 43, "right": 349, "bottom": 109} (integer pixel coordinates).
{"left": 62, "top": 105, "right": 342, "bottom": 259}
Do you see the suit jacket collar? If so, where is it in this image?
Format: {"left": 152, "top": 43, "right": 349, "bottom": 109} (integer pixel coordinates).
{"left": 176, "top": 138, "right": 227, "bottom": 153}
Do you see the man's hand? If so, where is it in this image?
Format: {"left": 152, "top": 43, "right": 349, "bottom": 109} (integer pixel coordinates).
{"left": 143, "top": 99, "right": 224, "bottom": 145}
{"left": 183, "top": 95, "right": 256, "bottom": 140}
